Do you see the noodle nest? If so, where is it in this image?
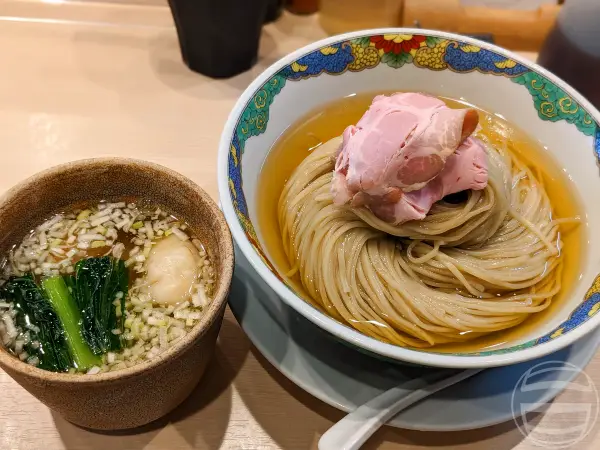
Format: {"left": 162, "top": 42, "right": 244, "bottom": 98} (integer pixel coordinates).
{"left": 278, "top": 136, "right": 576, "bottom": 348}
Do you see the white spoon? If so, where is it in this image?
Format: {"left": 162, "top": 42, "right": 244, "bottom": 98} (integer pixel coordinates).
{"left": 318, "top": 368, "right": 483, "bottom": 450}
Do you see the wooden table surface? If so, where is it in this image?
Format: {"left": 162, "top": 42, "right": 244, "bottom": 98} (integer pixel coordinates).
{"left": 0, "top": 1, "right": 598, "bottom": 449}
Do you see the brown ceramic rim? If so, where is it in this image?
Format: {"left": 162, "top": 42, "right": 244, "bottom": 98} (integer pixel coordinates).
{"left": 0, "top": 158, "right": 234, "bottom": 384}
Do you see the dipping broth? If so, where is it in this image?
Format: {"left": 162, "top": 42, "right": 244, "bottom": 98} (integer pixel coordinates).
{"left": 0, "top": 201, "right": 216, "bottom": 373}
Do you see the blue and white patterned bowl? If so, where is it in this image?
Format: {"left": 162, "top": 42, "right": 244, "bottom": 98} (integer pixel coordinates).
{"left": 218, "top": 29, "right": 600, "bottom": 368}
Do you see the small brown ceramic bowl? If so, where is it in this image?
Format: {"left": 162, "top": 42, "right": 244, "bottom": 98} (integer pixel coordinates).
{"left": 0, "top": 158, "right": 234, "bottom": 430}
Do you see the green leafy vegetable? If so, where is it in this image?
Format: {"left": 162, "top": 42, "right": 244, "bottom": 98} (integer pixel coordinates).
{"left": 66, "top": 257, "right": 128, "bottom": 355}
{"left": 0, "top": 275, "right": 72, "bottom": 372}
{"left": 42, "top": 277, "right": 101, "bottom": 370}
{"left": 0, "top": 256, "right": 128, "bottom": 373}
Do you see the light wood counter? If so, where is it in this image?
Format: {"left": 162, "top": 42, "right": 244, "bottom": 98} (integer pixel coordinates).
{"left": 0, "top": 1, "right": 597, "bottom": 448}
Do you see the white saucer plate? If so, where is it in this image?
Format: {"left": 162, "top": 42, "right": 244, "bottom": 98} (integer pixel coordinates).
{"left": 229, "top": 245, "right": 600, "bottom": 431}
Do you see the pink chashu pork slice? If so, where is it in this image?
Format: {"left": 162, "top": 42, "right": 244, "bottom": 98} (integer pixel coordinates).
{"left": 331, "top": 92, "right": 488, "bottom": 224}
{"left": 364, "top": 137, "right": 488, "bottom": 223}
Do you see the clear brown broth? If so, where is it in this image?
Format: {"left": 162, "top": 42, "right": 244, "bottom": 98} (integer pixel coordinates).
{"left": 256, "top": 92, "right": 586, "bottom": 352}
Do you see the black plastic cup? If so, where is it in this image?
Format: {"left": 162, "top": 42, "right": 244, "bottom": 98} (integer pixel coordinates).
{"left": 168, "top": 0, "right": 268, "bottom": 78}
{"left": 264, "top": 0, "right": 284, "bottom": 23}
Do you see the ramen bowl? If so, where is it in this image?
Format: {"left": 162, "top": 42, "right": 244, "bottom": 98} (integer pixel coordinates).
{"left": 218, "top": 29, "right": 600, "bottom": 368}
{"left": 0, "top": 159, "right": 234, "bottom": 429}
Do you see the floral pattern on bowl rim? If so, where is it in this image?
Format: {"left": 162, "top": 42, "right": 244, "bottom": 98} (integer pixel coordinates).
{"left": 226, "top": 32, "right": 600, "bottom": 357}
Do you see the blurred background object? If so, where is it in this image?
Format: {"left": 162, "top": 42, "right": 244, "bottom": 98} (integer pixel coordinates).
{"left": 168, "top": 0, "right": 267, "bottom": 78}
{"left": 313, "top": 0, "right": 562, "bottom": 52}
{"left": 460, "top": 0, "right": 557, "bottom": 7}
{"left": 319, "top": 0, "right": 404, "bottom": 35}
{"left": 265, "top": 0, "right": 285, "bottom": 23}
{"left": 402, "top": 0, "right": 560, "bottom": 51}
{"left": 538, "top": 0, "right": 600, "bottom": 108}
{"left": 286, "top": 0, "right": 319, "bottom": 15}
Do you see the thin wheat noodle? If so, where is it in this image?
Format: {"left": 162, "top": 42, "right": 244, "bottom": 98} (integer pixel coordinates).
{"left": 278, "top": 136, "right": 578, "bottom": 347}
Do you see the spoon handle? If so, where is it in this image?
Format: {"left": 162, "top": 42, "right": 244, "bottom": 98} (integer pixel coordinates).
{"left": 318, "top": 368, "right": 482, "bottom": 450}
